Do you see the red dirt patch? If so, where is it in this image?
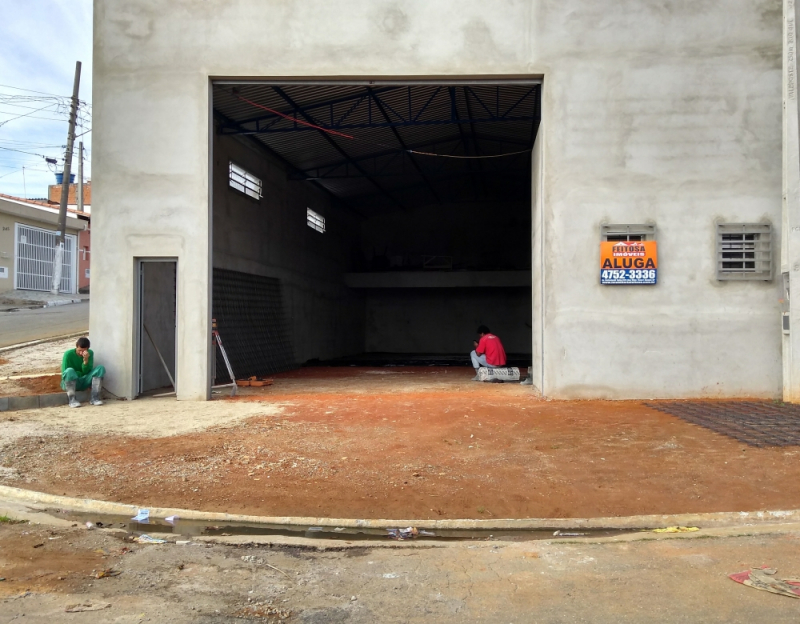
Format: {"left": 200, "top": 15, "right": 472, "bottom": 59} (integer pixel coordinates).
{"left": 4, "top": 367, "right": 800, "bottom": 520}
{"left": 17, "top": 375, "right": 62, "bottom": 395}
{"left": 0, "top": 374, "right": 61, "bottom": 398}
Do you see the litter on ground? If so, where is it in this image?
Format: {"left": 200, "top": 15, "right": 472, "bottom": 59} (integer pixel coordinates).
{"left": 131, "top": 509, "right": 150, "bottom": 523}
{"left": 134, "top": 534, "right": 166, "bottom": 544}
{"left": 65, "top": 602, "right": 111, "bottom": 612}
{"left": 729, "top": 567, "right": 800, "bottom": 598}
{"left": 387, "top": 527, "right": 435, "bottom": 540}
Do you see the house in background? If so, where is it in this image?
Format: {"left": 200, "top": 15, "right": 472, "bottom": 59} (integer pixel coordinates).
{"left": 48, "top": 181, "right": 92, "bottom": 292}
{"left": 0, "top": 193, "right": 89, "bottom": 295}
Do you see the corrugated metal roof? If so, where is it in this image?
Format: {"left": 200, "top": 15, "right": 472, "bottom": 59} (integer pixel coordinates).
{"left": 213, "top": 83, "right": 540, "bottom": 213}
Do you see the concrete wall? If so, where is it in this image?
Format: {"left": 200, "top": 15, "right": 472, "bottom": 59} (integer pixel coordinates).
{"left": 360, "top": 202, "right": 531, "bottom": 271}
{"left": 358, "top": 201, "right": 532, "bottom": 354}
{"left": 364, "top": 288, "right": 531, "bottom": 354}
{"left": 530, "top": 126, "right": 544, "bottom": 392}
{"left": 212, "top": 132, "right": 364, "bottom": 364}
{"left": 93, "top": 0, "right": 783, "bottom": 399}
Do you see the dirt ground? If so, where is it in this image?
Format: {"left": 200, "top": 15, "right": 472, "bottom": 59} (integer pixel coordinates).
{"left": 1, "top": 510, "right": 800, "bottom": 623}
{"left": 1, "top": 366, "right": 800, "bottom": 520}
{"left": 0, "top": 374, "right": 61, "bottom": 398}
{"left": 0, "top": 337, "right": 79, "bottom": 398}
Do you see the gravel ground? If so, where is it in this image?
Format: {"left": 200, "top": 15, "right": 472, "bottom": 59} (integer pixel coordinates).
{"left": 0, "top": 510, "right": 799, "bottom": 623}
{"left": 0, "top": 337, "right": 76, "bottom": 377}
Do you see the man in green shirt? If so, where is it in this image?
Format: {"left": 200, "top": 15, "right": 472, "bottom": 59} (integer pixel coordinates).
{"left": 61, "top": 337, "right": 106, "bottom": 408}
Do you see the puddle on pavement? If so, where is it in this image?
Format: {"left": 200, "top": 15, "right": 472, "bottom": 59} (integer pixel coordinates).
{"left": 42, "top": 508, "right": 642, "bottom": 542}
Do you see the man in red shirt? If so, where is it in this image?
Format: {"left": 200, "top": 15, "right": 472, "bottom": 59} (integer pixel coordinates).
{"left": 470, "top": 325, "right": 507, "bottom": 381}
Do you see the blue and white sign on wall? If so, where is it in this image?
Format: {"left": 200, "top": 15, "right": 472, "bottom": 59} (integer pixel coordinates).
{"left": 600, "top": 241, "right": 658, "bottom": 285}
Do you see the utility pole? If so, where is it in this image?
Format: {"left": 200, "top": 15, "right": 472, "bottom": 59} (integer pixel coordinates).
{"left": 77, "top": 142, "right": 84, "bottom": 213}
{"left": 50, "top": 60, "right": 81, "bottom": 295}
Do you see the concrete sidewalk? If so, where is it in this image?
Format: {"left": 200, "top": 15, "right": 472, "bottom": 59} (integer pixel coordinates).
{"left": 0, "top": 289, "right": 89, "bottom": 309}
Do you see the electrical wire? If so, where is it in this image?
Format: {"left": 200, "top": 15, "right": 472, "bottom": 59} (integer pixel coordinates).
{"left": 0, "top": 103, "right": 60, "bottom": 128}
{"left": 0, "top": 146, "right": 57, "bottom": 158}
{"left": 233, "top": 93, "right": 531, "bottom": 159}
{"left": 235, "top": 94, "right": 356, "bottom": 139}
{"left": 0, "top": 83, "right": 70, "bottom": 98}
{"left": 408, "top": 148, "right": 531, "bottom": 159}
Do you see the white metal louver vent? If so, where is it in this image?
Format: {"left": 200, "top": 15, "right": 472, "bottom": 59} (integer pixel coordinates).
{"left": 716, "top": 223, "right": 772, "bottom": 281}
{"left": 306, "top": 208, "right": 325, "bottom": 233}
{"left": 228, "top": 162, "right": 262, "bottom": 200}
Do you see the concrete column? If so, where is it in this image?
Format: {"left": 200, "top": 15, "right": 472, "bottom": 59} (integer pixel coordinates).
{"left": 530, "top": 124, "right": 545, "bottom": 395}
{"left": 783, "top": 0, "right": 800, "bottom": 401}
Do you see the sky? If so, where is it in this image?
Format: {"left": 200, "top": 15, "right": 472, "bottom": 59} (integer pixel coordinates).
{"left": 0, "top": 0, "right": 93, "bottom": 199}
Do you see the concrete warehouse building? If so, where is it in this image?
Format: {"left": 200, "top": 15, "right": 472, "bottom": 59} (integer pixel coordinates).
{"left": 92, "top": 0, "right": 800, "bottom": 402}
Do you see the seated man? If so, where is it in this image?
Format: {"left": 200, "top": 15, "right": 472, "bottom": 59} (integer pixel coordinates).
{"left": 470, "top": 325, "right": 507, "bottom": 381}
{"left": 61, "top": 337, "right": 105, "bottom": 408}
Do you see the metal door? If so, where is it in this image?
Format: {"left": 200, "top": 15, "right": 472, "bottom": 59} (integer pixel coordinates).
{"left": 14, "top": 223, "right": 76, "bottom": 293}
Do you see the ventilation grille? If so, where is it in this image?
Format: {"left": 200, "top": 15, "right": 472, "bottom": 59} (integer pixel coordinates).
{"left": 716, "top": 223, "right": 772, "bottom": 281}
{"left": 306, "top": 207, "right": 325, "bottom": 233}
{"left": 229, "top": 161, "right": 262, "bottom": 200}
{"left": 212, "top": 268, "right": 295, "bottom": 381}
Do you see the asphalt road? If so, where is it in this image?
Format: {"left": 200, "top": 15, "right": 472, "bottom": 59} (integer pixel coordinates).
{"left": 0, "top": 301, "right": 89, "bottom": 348}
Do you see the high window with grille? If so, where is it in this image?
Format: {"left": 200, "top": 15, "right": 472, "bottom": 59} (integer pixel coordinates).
{"left": 601, "top": 224, "right": 656, "bottom": 242}
{"left": 307, "top": 208, "right": 325, "bottom": 233}
{"left": 716, "top": 223, "right": 772, "bottom": 281}
{"left": 228, "top": 162, "right": 262, "bottom": 200}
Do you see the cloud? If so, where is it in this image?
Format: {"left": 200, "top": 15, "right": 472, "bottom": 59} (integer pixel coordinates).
{"left": 0, "top": 0, "right": 93, "bottom": 198}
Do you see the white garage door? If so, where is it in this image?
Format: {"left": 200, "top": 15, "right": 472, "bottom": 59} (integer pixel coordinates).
{"left": 14, "top": 223, "right": 77, "bottom": 293}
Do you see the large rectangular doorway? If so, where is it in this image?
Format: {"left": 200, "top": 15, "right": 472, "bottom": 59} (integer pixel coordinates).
{"left": 210, "top": 79, "right": 539, "bottom": 381}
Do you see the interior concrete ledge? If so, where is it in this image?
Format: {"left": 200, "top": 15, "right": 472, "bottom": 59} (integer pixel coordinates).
{"left": 344, "top": 270, "right": 532, "bottom": 289}
{"left": 1, "top": 485, "right": 798, "bottom": 532}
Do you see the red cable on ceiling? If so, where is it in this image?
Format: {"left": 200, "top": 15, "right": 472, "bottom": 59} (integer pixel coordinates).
{"left": 234, "top": 94, "right": 355, "bottom": 140}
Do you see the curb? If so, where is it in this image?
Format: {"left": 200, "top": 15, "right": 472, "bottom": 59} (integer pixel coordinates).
{"left": 44, "top": 298, "right": 84, "bottom": 307}
{"left": 1, "top": 485, "right": 800, "bottom": 531}
{"left": 0, "top": 331, "right": 88, "bottom": 353}
{"left": 0, "top": 390, "right": 90, "bottom": 412}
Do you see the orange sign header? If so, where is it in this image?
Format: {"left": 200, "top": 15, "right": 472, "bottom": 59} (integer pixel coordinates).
{"left": 600, "top": 241, "right": 658, "bottom": 270}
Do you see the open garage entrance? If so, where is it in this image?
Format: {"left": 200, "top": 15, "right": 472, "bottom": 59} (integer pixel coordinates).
{"left": 210, "top": 80, "right": 540, "bottom": 383}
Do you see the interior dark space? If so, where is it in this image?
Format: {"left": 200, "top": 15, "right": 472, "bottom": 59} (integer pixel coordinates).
{"left": 210, "top": 82, "right": 540, "bottom": 380}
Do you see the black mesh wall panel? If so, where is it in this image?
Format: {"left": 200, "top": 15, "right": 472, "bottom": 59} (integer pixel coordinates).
{"left": 212, "top": 268, "right": 295, "bottom": 381}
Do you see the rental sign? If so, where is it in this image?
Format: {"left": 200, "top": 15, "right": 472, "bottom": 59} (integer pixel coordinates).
{"left": 600, "top": 241, "right": 657, "bottom": 285}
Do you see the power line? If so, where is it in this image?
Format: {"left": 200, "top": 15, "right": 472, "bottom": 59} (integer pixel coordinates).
{"left": 0, "top": 146, "right": 59, "bottom": 158}
{"left": 0, "top": 103, "right": 60, "bottom": 128}
{"left": 0, "top": 83, "right": 71, "bottom": 98}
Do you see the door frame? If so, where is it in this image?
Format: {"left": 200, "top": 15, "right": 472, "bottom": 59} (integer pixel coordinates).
{"left": 135, "top": 257, "right": 179, "bottom": 397}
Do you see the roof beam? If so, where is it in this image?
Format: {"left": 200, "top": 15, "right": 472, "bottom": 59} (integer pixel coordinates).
{"left": 270, "top": 86, "right": 405, "bottom": 211}
{"left": 285, "top": 136, "right": 463, "bottom": 180}
{"left": 366, "top": 87, "right": 442, "bottom": 205}
{"left": 218, "top": 115, "right": 538, "bottom": 135}
{"left": 222, "top": 86, "right": 399, "bottom": 127}
{"left": 452, "top": 87, "right": 487, "bottom": 199}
